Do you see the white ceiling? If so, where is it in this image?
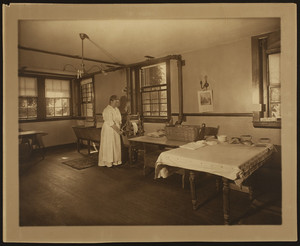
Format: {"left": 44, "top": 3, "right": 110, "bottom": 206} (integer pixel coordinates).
{"left": 18, "top": 18, "right": 280, "bottom": 74}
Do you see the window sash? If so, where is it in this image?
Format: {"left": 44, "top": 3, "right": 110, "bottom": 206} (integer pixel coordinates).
{"left": 80, "top": 79, "right": 94, "bottom": 117}
{"left": 46, "top": 97, "right": 70, "bottom": 117}
{"left": 19, "top": 96, "right": 38, "bottom": 119}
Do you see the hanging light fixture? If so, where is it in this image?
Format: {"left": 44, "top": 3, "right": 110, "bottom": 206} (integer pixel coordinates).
{"left": 63, "top": 33, "right": 107, "bottom": 79}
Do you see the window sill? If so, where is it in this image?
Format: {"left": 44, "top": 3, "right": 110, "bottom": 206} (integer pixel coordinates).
{"left": 143, "top": 117, "right": 169, "bottom": 123}
{"left": 19, "top": 117, "right": 74, "bottom": 123}
{"left": 253, "top": 120, "right": 281, "bottom": 129}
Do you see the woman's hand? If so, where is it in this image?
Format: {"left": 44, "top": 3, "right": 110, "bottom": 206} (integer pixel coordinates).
{"left": 111, "top": 124, "right": 122, "bottom": 135}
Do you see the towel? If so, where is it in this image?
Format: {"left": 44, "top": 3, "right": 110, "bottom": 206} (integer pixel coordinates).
{"left": 179, "top": 141, "right": 206, "bottom": 150}
{"left": 131, "top": 122, "right": 138, "bottom": 135}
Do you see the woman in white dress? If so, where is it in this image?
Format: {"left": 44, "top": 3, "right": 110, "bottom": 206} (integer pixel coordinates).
{"left": 98, "top": 95, "right": 123, "bottom": 167}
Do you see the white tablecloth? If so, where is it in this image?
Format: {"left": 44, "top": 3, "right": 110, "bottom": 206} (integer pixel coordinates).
{"left": 155, "top": 143, "right": 274, "bottom": 186}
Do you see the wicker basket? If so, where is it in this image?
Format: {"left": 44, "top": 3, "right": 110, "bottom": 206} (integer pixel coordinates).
{"left": 165, "top": 125, "right": 200, "bottom": 142}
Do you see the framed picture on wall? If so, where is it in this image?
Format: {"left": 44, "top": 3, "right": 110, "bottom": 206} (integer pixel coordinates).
{"left": 197, "top": 90, "right": 214, "bottom": 112}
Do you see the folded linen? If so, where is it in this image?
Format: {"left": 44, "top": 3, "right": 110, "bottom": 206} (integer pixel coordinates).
{"left": 180, "top": 141, "right": 206, "bottom": 150}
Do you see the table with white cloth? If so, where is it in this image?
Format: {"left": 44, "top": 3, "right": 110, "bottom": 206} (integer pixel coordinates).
{"left": 154, "top": 142, "right": 274, "bottom": 225}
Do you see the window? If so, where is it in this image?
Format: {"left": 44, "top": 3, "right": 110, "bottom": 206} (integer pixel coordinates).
{"left": 140, "top": 62, "right": 169, "bottom": 119}
{"left": 268, "top": 53, "right": 281, "bottom": 118}
{"left": 251, "top": 30, "right": 281, "bottom": 128}
{"left": 45, "top": 79, "right": 71, "bottom": 117}
{"left": 80, "top": 78, "right": 94, "bottom": 117}
{"left": 18, "top": 77, "right": 38, "bottom": 119}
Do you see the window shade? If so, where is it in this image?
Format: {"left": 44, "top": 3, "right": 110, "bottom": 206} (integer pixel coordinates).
{"left": 45, "top": 79, "right": 70, "bottom": 98}
{"left": 19, "top": 77, "right": 38, "bottom": 96}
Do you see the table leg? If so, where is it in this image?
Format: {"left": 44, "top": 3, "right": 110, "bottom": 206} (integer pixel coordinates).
{"left": 222, "top": 177, "right": 230, "bottom": 225}
{"left": 88, "top": 140, "right": 91, "bottom": 155}
{"left": 189, "top": 170, "right": 198, "bottom": 210}
{"left": 77, "top": 139, "right": 80, "bottom": 153}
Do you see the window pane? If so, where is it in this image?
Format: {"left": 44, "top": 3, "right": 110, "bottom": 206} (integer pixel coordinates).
{"left": 152, "top": 104, "right": 159, "bottom": 112}
{"left": 268, "top": 53, "right": 280, "bottom": 85}
{"left": 270, "top": 103, "right": 281, "bottom": 118}
{"left": 62, "top": 107, "right": 70, "bottom": 116}
{"left": 142, "top": 93, "right": 151, "bottom": 104}
{"left": 55, "top": 98, "right": 62, "bottom": 108}
{"left": 87, "top": 103, "right": 93, "bottom": 109}
{"left": 160, "top": 90, "right": 167, "bottom": 99}
{"left": 141, "top": 63, "right": 166, "bottom": 87}
{"left": 27, "top": 108, "right": 37, "bottom": 118}
{"left": 160, "top": 104, "right": 167, "bottom": 112}
{"left": 160, "top": 112, "right": 168, "bottom": 117}
{"left": 62, "top": 98, "right": 69, "bottom": 108}
{"left": 151, "top": 91, "right": 159, "bottom": 103}
{"left": 46, "top": 98, "right": 54, "bottom": 107}
{"left": 151, "top": 112, "right": 159, "bottom": 116}
{"left": 143, "top": 104, "right": 150, "bottom": 112}
{"left": 55, "top": 107, "right": 63, "bottom": 116}
{"left": 86, "top": 108, "right": 93, "bottom": 117}
{"left": 46, "top": 107, "right": 54, "bottom": 117}
{"left": 19, "top": 108, "right": 27, "bottom": 119}
{"left": 19, "top": 98, "right": 27, "bottom": 108}
{"left": 27, "top": 98, "right": 37, "bottom": 108}
{"left": 82, "top": 105, "right": 87, "bottom": 116}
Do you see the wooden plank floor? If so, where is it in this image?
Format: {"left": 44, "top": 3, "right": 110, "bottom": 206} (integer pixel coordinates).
{"left": 19, "top": 144, "right": 282, "bottom": 226}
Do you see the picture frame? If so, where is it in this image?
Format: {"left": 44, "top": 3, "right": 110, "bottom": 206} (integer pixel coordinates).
{"left": 197, "top": 90, "right": 213, "bottom": 112}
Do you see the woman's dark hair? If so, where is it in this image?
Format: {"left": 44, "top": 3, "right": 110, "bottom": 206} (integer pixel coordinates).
{"left": 109, "top": 95, "right": 118, "bottom": 102}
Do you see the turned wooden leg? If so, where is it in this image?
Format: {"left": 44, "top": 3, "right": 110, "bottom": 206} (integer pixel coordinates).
{"left": 88, "top": 140, "right": 91, "bottom": 155}
{"left": 222, "top": 177, "right": 230, "bottom": 225}
{"left": 189, "top": 171, "right": 198, "bottom": 210}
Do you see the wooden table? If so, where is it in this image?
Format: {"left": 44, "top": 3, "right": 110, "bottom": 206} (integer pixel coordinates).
{"left": 19, "top": 130, "right": 48, "bottom": 160}
{"left": 128, "top": 136, "right": 188, "bottom": 175}
{"left": 154, "top": 143, "right": 274, "bottom": 225}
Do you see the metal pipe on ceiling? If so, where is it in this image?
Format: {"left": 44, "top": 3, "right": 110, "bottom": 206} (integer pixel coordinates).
{"left": 18, "top": 45, "right": 125, "bottom": 67}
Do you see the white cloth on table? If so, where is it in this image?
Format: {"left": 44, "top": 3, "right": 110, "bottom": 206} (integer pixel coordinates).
{"left": 98, "top": 105, "right": 122, "bottom": 167}
{"left": 155, "top": 143, "right": 274, "bottom": 186}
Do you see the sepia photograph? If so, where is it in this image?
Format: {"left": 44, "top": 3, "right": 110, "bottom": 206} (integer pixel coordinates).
{"left": 3, "top": 3, "right": 297, "bottom": 243}
{"left": 198, "top": 90, "right": 213, "bottom": 112}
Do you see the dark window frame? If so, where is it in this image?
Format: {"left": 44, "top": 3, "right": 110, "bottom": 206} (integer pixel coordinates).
{"left": 251, "top": 30, "right": 281, "bottom": 129}
{"left": 79, "top": 77, "right": 95, "bottom": 118}
{"left": 18, "top": 73, "right": 74, "bottom": 123}
{"left": 130, "top": 59, "right": 171, "bottom": 123}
